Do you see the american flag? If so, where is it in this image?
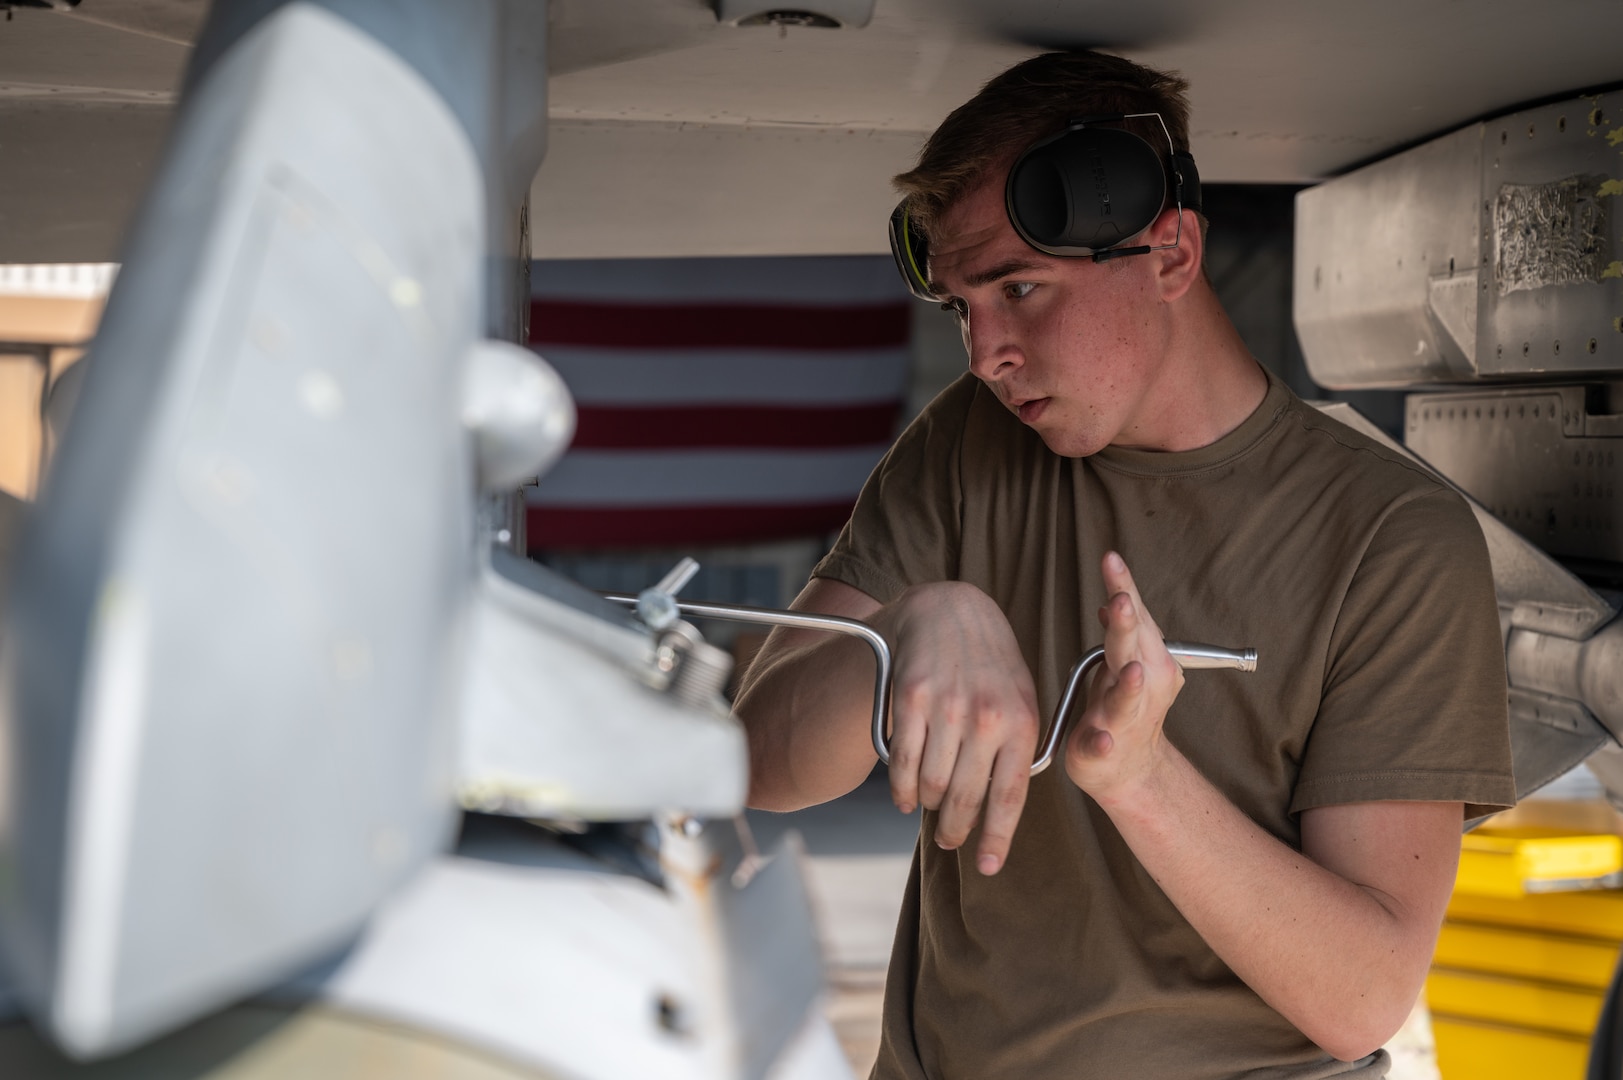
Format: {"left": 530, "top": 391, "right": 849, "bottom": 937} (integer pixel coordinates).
{"left": 526, "top": 257, "right": 912, "bottom": 549}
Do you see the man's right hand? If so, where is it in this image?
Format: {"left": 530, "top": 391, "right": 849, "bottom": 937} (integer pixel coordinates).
{"left": 874, "top": 581, "right": 1040, "bottom": 875}
{"left": 736, "top": 577, "right": 1040, "bottom": 876}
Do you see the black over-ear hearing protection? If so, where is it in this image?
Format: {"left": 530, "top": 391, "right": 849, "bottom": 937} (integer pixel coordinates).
{"left": 889, "top": 112, "right": 1202, "bottom": 302}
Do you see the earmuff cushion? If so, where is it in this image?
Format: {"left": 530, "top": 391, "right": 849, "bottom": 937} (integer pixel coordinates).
{"left": 1006, "top": 126, "right": 1168, "bottom": 254}
{"left": 1008, "top": 156, "right": 1072, "bottom": 244}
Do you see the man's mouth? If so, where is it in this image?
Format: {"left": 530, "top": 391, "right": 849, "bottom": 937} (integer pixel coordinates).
{"left": 1015, "top": 397, "right": 1049, "bottom": 423}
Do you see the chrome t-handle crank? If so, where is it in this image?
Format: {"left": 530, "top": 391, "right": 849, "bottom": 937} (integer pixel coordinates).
{"left": 603, "top": 587, "right": 1254, "bottom": 776}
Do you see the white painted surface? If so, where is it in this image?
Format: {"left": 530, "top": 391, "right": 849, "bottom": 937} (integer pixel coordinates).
{"left": 314, "top": 856, "right": 721, "bottom": 1080}
{"left": 16, "top": 1, "right": 1623, "bottom": 259}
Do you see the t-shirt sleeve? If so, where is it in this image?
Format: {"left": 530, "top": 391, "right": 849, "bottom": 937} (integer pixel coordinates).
{"left": 810, "top": 376, "right": 974, "bottom": 603}
{"left": 1290, "top": 486, "right": 1516, "bottom": 821}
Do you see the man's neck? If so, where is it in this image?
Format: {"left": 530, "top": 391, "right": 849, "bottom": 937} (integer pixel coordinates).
{"left": 1112, "top": 283, "right": 1270, "bottom": 453}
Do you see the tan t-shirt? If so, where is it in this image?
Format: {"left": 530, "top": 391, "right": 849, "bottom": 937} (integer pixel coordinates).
{"left": 812, "top": 368, "right": 1516, "bottom": 1080}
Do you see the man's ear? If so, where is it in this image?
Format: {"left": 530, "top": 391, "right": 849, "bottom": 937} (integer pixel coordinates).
{"left": 1148, "top": 207, "right": 1203, "bottom": 302}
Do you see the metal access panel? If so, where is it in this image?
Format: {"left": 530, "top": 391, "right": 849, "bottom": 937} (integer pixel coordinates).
{"left": 1297, "top": 90, "right": 1623, "bottom": 388}
{"left": 1406, "top": 386, "right": 1623, "bottom": 561}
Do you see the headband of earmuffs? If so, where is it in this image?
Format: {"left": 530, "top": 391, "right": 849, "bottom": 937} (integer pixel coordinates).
{"left": 889, "top": 113, "right": 1201, "bottom": 301}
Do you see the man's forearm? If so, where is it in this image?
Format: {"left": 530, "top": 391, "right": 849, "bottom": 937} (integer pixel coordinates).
{"left": 1096, "top": 745, "right": 1457, "bottom": 1062}
{"left": 734, "top": 627, "right": 883, "bottom": 811}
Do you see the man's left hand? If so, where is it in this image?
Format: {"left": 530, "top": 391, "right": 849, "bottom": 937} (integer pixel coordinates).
{"left": 1064, "top": 551, "right": 1185, "bottom": 803}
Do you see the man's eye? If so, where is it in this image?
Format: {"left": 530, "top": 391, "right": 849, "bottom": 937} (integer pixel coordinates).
{"left": 1006, "top": 282, "right": 1036, "bottom": 299}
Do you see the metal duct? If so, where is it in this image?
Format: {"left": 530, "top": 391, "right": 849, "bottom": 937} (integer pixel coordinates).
{"left": 1296, "top": 91, "right": 1623, "bottom": 388}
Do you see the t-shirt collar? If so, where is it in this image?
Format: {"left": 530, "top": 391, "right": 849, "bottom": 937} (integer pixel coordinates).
{"left": 1090, "top": 365, "right": 1290, "bottom": 477}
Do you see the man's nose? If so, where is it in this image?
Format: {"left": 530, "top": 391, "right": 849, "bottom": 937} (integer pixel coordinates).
{"left": 965, "top": 309, "right": 1022, "bottom": 382}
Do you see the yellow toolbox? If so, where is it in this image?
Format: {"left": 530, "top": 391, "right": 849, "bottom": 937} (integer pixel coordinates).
{"left": 1429, "top": 802, "right": 1623, "bottom": 1080}
{"left": 1455, "top": 830, "right": 1623, "bottom": 900}
{"left": 1430, "top": 1016, "right": 1590, "bottom": 1078}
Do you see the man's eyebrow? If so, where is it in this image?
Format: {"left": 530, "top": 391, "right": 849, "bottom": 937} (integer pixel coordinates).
{"left": 929, "top": 259, "right": 1048, "bottom": 296}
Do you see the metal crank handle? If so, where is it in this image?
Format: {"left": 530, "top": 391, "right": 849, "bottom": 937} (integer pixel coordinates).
{"left": 1026, "top": 641, "right": 1258, "bottom": 776}
{"left": 603, "top": 591, "right": 1252, "bottom": 780}
{"left": 602, "top": 595, "right": 895, "bottom": 761}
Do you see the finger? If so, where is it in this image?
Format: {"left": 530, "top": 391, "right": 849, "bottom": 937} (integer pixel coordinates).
{"left": 1098, "top": 660, "right": 1147, "bottom": 726}
{"left": 1101, "top": 551, "right": 1144, "bottom": 613}
{"left": 915, "top": 705, "right": 965, "bottom": 815}
{"left": 1102, "top": 588, "right": 1141, "bottom": 675}
{"left": 1067, "top": 720, "right": 1114, "bottom": 763}
{"left": 1079, "top": 658, "right": 1143, "bottom": 743}
{"left": 974, "top": 741, "right": 1033, "bottom": 875}
{"left": 887, "top": 680, "right": 931, "bottom": 815}
{"left": 1101, "top": 551, "right": 1163, "bottom": 639}
{"left": 1084, "top": 625, "right": 1120, "bottom": 710}
{"left": 932, "top": 717, "right": 1002, "bottom": 850}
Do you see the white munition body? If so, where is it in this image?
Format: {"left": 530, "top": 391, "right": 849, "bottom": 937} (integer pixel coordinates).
{"left": 0, "top": 1, "right": 842, "bottom": 1077}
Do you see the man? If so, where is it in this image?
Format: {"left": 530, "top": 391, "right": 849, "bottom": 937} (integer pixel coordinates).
{"left": 735, "top": 50, "right": 1514, "bottom": 1079}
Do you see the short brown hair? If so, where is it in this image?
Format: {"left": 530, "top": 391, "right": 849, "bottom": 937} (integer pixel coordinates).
{"left": 894, "top": 51, "right": 1193, "bottom": 241}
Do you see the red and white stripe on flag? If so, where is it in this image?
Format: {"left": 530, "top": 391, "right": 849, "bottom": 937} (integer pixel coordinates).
{"left": 527, "top": 257, "right": 912, "bottom": 548}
